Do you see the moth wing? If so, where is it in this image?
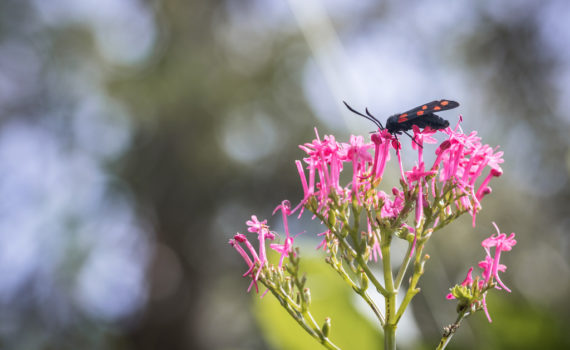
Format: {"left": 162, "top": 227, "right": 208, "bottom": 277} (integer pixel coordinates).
{"left": 395, "top": 100, "right": 459, "bottom": 123}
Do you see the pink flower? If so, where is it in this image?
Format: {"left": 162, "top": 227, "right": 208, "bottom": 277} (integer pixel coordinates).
{"left": 316, "top": 229, "right": 332, "bottom": 251}
{"left": 447, "top": 223, "right": 517, "bottom": 322}
{"left": 478, "top": 255, "right": 506, "bottom": 287}
{"left": 270, "top": 200, "right": 298, "bottom": 268}
{"left": 229, "top": 235, "right": 254, "bottom": 269}
{"left": 405, "top": 163, "right": 437, "bottom": 183}
{"left": 269, "top": 237, "right": 294, "bottom": 268}
{"left": 411, "top": 125, "right": 438, "bottom": 153}
{"left": 246, "top": 215, "right": 267, "bottom": 234}
{"left": 343, "top": 135, "right": 373, "bottom": 165}
{"left": 409, "top": 126, "right": 438, "bottom": 235}
{"left": 377, "top": 188, "right": 405, "bottom": 219}
{"left": 405, "top": 129, "right": 437, "bottom": 253}
{"left": 296, "top": 129, "right": 347, "bottom": 212}
{"left": 246, "top": 215, "right": 276, "bottom": 281}
{"left": 342, "top": 135, "right": 373, "bottom": 200}
{"left": 434, "top": 124, "right": 504, "bottom": 226}
{"left": 476, "top": 168, "right": 503, "bottom": 201}
{"left": 481, "top": 222, "right": 517, "bottom": 292}
{"left": 369, "top": 130, "right": 393, "bottom": 180}
{"left": 229, "top": 233, "right": 260, "bottom": 292}
{"left": 394, "top": 140, "right": 407, "bottom": 184}
{"left": 293, "top": 160, "right": 312, "bottom": 215}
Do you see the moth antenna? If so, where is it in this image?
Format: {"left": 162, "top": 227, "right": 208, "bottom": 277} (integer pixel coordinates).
{"left": 343, "top": 101, "right": 383, "bottom": 130}
{"left": 365, "top": 108, "right": 385, "bottom": 130}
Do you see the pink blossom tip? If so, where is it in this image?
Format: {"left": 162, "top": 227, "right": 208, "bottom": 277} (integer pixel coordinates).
{"left": 491, "top": 168, "right": 503, "bottom": 177}
{"left": 233, "top": 233, "right": 247, "bottom": 242}
{"left": 437, "top": 140, "right": 451, "bottom": 152}
{"left": 371, "top": 133, "right": 383, "bottom": 145}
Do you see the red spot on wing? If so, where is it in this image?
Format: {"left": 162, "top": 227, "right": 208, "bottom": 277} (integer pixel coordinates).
{"left": 417, "top": 110, "right": 424, "bottom": 116}
{"left": 421, "top": 105, "right": 428, "bottom": 110}
{"left": 398, "top": 113, "right": 408, "bottom": 122}
{"left": 434, "top": 106, "right": 442, "bottom": 110}
{"left": 440, "top": 100, "right": 449, "bottom": 106}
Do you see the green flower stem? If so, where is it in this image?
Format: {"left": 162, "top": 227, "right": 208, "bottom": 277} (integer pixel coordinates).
{"left": 394, "top": 238, "right": 426, "bottom": 323}
{"left": 360, "top": 290, "right": 385, "bottom": 326}
{"left": 303, "top": 310, "right": 336, "bottom": 349}
{"left": 394, "top": 240, "right": 414, "bottom": 290}
{"left": 356, "top": 255, "right": 389, "bottom": 296}
{"left": 264, "top": 286, "right": 316, "bottom": 334}
{"left": 318, "top": 210, "right": 389, "bottom": 297}
{"left": 328, "top": 256, "right": 385, "bottom": 325}
{"left": 384, "top": 323, "right": 397, "bottom": 350}
{"left": 380, "top": 231, "right": 395, "bottom": 297}
{"left": 436, "top": 310, "right": 469, "bottom": 350}
{"left": 380, "top": 230, "right": 398, "bottom": 350}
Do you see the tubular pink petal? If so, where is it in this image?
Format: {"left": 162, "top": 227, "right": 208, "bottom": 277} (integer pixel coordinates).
{"left": 482, "top": 294, "right": 492, "bottom": 323}
{"left": 295, "top": 160, "right": 309, "bottom": 197}
{"left": 229, "top": 238, "right": 254, "bottom": 268}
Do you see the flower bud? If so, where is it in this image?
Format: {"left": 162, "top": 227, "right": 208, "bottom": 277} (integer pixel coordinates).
{"left": 362, "top": 245, "right": 371, "bottom": 261}
{"left": 303, "top": 288, "right": 312, "bottom": 306}
{"left": 328, "top": 210, "right": 337, "bottom": 226}
{"left": 437, "top": 140, "right": 451, "bottom": 153}
{"left": 322, "top": 317, "right": 331, "bottom": 338}
{"left": 392, "top": 139, "right": 401, "bottom": 150}
{"left": 359, "top": 271, "right": 369, "bottom": 291}
{"left": 371, "top": 132, "right": 383, "bottom": 144}
{"left": 331, "top": 241, "right": 339, "bottom": 255}
{"left": 491, "top": 168, "right": 502, "bottom": 177}
{"left": 284, "top": 277, "right": 292, "bottom": 294}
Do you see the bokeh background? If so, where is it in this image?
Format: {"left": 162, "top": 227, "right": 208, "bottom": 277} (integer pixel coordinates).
{"left": 0, "top": 0, "right": 569, "bottom": 349}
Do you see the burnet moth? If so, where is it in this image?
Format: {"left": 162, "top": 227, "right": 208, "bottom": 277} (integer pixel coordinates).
{"left": 343, "top": 99, "right": 459, "bottom": 145}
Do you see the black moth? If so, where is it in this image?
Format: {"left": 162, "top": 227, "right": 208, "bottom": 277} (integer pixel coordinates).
{"left": 343, "top": 99, "right": 460, "bottom": 143}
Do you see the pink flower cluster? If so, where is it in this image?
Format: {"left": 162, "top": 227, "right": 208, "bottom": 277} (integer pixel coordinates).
{"left": 230, "top": 120, "right": 505, "bottom": 291}
{"left": 432, "top": 120, "right": 504, "bottom": 226}
{"left": 446, "top": 222, "right": 517, "bottom": 322}
{"left": 294, "top": 130, "right": 373, "bottom": 215}
{"left": 295, "top": 122, "right": 503, "bottom": 226}
{"left": 228, "top": 201, "right": 296, "bottom": 293}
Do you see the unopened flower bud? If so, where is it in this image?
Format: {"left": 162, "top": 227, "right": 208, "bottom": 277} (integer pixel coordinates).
{"left": 322, "top": 317, "right": 331, "bottom": 338}
{"left": 362, "top": 245, "right": 371, "bottom": 261}
{"left": 437, "top": 140, "right": 451, "bottom": 153}
{"left": 303, "top": 288, "right": 312, "bottom": 306}
{"left": 360, "top": 271, "right": 369, "bottom": 291}
{"left": 284, "top": 277, "right": 292, "bottom": 294}
{"left": 491, "top": 168, "right": 502, "bottom": 177}
{"left": 328, "top": 210, "right": 337, "bottom": 226}
{"left": 331, "top": 242, "right": 338, "bottom": 255}
{"left": 371, "top": 133, "right": 383, "bottom": 145}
